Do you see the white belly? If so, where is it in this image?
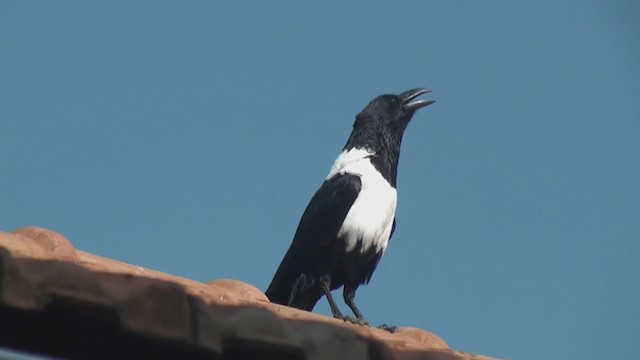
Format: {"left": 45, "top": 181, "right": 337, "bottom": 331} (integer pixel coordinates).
{"left": 327, "top": 148, "right": 397, "bottom": 253}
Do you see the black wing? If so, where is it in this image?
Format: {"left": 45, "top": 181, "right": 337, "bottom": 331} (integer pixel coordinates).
{"left": 266, "top": 173, "right": 361, "bottom": 308}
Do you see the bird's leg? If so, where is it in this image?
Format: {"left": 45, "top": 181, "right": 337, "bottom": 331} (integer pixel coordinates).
{"left": 287, "top": 274, "right": 304, "bottom": 306}
{"left": 343, "top": 286, "right": 369, "bottom": 326}
{"left": 377, "top": 324, "right": 398, "bottom": 333}
{"left": 319, "top": 275, "right": 344, "bottom": 319}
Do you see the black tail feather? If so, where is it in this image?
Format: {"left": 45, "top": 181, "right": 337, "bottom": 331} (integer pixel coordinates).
{"left": 266, "top": 275, "right": 323, "bottom": 312}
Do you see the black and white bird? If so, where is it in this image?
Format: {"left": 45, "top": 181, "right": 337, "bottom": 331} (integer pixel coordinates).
{"left": 266, "top": 88, "right": 435, "bottom": 326}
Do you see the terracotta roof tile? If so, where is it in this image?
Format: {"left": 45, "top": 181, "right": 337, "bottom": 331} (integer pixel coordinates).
{"left": 0, "top": 227, "right": 500, "bottom": 360}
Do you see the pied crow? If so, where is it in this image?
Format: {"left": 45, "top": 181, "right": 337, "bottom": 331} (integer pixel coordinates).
{"left": 266, "top": 88, "right": 435, "bottom": 326}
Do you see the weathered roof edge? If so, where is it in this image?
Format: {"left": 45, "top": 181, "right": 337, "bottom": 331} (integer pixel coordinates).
{"left": 0, "top": 227, "right": 501, "bottom": 360}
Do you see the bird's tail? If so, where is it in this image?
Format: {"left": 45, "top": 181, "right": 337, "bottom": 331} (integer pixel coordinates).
{"left": 265, "top": 280, "right": 291, "bottom": 306}
{"left": 266, "top": 274, "right": 323, "bottom": 312}
{"left": 289, "top": 287, "right": 323, "bottom": 311}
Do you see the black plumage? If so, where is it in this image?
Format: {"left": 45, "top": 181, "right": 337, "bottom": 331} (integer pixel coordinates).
{"left": 266, "top": 88, "right": 434, "bottom": 326}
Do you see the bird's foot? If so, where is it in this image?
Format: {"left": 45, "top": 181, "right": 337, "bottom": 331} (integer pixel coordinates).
{"left": 377, "top": 324, "right": 398, "bottom": 333}
{"left": 341, "top": 315, "right": 369, "bottom": 327}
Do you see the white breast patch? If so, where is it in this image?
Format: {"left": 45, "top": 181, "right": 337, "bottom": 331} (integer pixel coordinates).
{"left": 327, "top": 148, "right": 397, "bottom": 253}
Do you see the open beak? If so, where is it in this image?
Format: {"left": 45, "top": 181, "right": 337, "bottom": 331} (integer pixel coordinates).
{"left": 400, "top": 88, "right": 435, "bottom": 112}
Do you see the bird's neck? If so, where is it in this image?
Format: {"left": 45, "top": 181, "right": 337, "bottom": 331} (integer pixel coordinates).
{"left": 342, "top": 128, "right": 404, "bottom": 187}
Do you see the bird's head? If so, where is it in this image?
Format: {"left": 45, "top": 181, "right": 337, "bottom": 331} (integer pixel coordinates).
{"left": 347, "top": 88, "right": 434, "bottom": 153}
{"left": 342, "top": 88, "right": 435, "bottom": 184}
{"left": 354, "top": 88, "right": 435, "bottom": 132}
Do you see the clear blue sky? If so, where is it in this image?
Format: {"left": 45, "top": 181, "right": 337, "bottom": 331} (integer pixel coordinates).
{"left": 1, "top": 2, "right": 638, "bottom": 359}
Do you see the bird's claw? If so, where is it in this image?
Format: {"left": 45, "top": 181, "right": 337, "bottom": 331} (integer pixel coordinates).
{"left": 377, "top": 324, "right": 398, "bottom": 333}
{"left": 341, "top": 315, "right": 369, "bottom": 327}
